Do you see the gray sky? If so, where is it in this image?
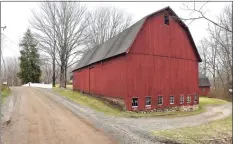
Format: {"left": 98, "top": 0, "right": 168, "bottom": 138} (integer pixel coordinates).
{"left": 1, "top": 1, "right": 231, "bottom": 58}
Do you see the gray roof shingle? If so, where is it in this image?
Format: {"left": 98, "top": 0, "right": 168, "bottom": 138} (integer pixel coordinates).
{"left": 74, "top": 18, "right": 146, "bottom": 71}
{"left": 199, "top": 74, "right": 211, "bottom": 87}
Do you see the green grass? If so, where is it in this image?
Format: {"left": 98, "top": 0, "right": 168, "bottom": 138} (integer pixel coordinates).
{"left": 53, "top": 88, "right": 121, "bottom": 115}
{"left": 199, "top": 97, "right": 227, "bottom": 107}
{"left": 2, "top": 86, "right": 11, "bottom": 103}
{"left": 152, "top": 116, "right": 232, "bottom": 144}
{"left": 52, "top": 88, "right": 229, "bottom": 117}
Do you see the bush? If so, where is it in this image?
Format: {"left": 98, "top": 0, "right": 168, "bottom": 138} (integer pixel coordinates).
{"left": 2, "top": 85, "right": 11, "bottom": 101}
{"left": 208, "top": 88, "right": 232, "bottom": 102}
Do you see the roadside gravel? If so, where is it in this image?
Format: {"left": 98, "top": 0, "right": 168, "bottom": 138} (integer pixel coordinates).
{"left": 38, "top": 88, "right": 232, "bottom": 144}
{"left": 1, "top": 89, "right": 15, "bottom": 125}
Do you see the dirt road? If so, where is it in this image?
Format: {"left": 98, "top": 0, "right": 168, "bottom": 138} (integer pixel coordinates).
{"left": 2, "top": 87, "right": 231, "bottom": 144}
{"left": 2, "top": 87, "right": 115, "bottom": 144}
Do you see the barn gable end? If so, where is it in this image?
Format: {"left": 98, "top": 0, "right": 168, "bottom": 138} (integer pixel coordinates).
{"left": 128, "top": 9, "right": 199, "bottom": 62}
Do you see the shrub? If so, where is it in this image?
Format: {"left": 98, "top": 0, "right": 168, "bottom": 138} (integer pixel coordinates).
{"left": 208, "top": 87, "right": 232, "bottom": 102}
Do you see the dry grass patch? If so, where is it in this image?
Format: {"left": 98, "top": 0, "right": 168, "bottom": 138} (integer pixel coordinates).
{"left": 152, "top": 116, "right": 232, "bottom": 144}
{"left": 2, "top": 86, "right": 11, "bottom": 103}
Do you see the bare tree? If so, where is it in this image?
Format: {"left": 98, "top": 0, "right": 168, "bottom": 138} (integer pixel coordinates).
{"left": 39, "top": 55, "right": 52, "bottom": 84}
{"left": 30, "top": 2, "right": 57, "bottom": 87}
{"left": 198, "top": 38, "right": 209, "bottom": 76}
{"left": 197, "top": 5, "right": 232, "bottom": 98}
{"left": 41, "top": 64, "right": 52, "bottom": 84}
{"left": 39, "top": 53, "right": 61, "bottom": 85}
{"left": 1, "top": 34, "right": 5, "bottom": 50}
{"left": 83, "top": 6, "right": 132, "bottom": 50}
{"left": 179, "top": 2, "right": 232, "bottom": 33}
{"left": 2, "top": 57, "right": 21, "bottom": 86}
{"left": 30, "top": 2, "right": 87, "bottom": 88}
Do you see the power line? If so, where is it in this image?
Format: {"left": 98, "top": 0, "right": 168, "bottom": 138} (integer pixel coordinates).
{"left": 3, "top": 46, "right": 20, "bottom": 55}
{"left": 2, "top": 33, "right": 20, "bottom": 54}
{"left": 2, "top": 33, "right": 19, "bottom": 46}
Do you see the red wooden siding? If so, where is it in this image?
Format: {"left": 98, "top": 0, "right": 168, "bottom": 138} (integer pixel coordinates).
{"left": 198, "top": 86, "right": 210, "bottom": 96}
{"left": 73, "top": 11, "right": 200, "bottom": 111}
{"left": 74, "top": 68, "right": 90, "bottom": 92}
{"left": 89, "top": 56, "right": 128, "bottom": 98}
{"left": 129, "top": 11, "right": 197, "bottom": 61}
{"left": 124, "top": 53, "right": 198, "bottom": 110}
{"left": 73, "top": 55, "right": 128, "bottom": 99}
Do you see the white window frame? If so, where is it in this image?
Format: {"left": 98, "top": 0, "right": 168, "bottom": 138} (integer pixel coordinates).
{"left": 187, "top": 95, "right": 191, "bottom": 104}
{"left": 132, "top": 98, "right": 139, "bottom": 107}
{"left": 145, "top": 97, "right": 151, "bottom": 106}
{"left": 180, "top": 95, "right": 184, "bottom": 104}
{"left": 194, "top": 94, "right": 198, "bottom": 103}
{"left": 170, "top": 95, "right": 174, "bottom": 104}
{"left": 158, "top": 96, "right": 163, "bottom": 105}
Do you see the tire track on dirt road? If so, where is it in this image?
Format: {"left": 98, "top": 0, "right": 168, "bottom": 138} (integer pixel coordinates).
{"left": 2, "top": 87, "right": 116, "bottom": 144}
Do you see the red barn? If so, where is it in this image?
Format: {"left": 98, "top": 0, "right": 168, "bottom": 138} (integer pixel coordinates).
{"left": 72, "top": 7, "right": 202, "bottom": 111}
{"left": 198, "top": 74, "right": 210, "bottom": 96}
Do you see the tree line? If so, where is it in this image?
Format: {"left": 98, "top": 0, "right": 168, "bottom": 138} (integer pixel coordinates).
{"left": 28, "top": 2, "right": 132, "bottom": 88}
{"left": 181, "top": 2, "right": 232, "bottom": 99}
{"left": 198, "top": 5, "right": 232, "bottom": 99}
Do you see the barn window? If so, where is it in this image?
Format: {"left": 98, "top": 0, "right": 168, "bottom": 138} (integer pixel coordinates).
{"left": 194, "top": 94, "right": 198, "bottom": 103}
{"left": 158, "top": 96, "right": 163, "bottom": 105}
{"left": 145, "top": 97, "right": 151, "bottom": 106}
{"left": 202, "top": 88, "right": 205, "bottom": 92}
{"left": 164, "top": 15, "right": 169, "bottom": 25}
{"left": 132, "top": 98, "right": 138, "bottom": 107}
{"left": 170, "top": 96, "right": 174, "bottom": 104}
{"left": 187, "top": 95, "right": 191, "bottom": 104}
{"left": 180, "top": 95, "right": 184, "bottom": 104}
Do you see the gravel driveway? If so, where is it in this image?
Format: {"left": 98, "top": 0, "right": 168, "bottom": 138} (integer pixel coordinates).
{"left": 37, "top": 88, "right": 232, "bottom": 144}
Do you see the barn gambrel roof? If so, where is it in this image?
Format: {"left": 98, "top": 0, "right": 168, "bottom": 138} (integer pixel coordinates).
{"left": 73, "top": 6, "right": 202, "bottom": 72}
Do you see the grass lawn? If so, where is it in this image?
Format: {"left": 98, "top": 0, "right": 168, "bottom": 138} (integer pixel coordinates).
{"left": 55, "top": 84, "right": 73, "bottom": 89}
{"left": 53, "top": 88, "right": 120, "bottom": 115}
{"left": 152, "top": 116, "right": 232, "bottom": 144}
{"left": 66, "top": 84, "right": 73, "bottom": 89}
{"left": 53, "top": 88, "right": 229, "bottom": 118}
{"left": 2, "top": 86, "right": 11, "bottom": 103}
{"left": 199, "top": 97, "right": 227, "bottom": 107}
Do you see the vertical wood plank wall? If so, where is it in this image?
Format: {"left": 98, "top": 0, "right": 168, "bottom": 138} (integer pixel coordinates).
{"left": 73, "top": 11, "right": 200, "bottom": 110}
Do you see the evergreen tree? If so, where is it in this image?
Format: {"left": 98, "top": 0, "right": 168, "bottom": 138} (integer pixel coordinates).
{"left": 18, "top": 29, "right": 41, "bottom": 84}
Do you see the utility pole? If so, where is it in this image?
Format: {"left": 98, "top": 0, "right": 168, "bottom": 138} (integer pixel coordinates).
{"left": 0, "top": 29, "right": 6, "bottom": 85}
{"left": 0, "top": 3, "right": 1, "bottom": 143}
{"left": 0, "top": 1, "right": 7, "bottom": 142}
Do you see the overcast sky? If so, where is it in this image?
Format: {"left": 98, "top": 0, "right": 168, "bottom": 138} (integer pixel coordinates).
{"left": 1, "top": 1, "right": 231, "bottom": 58}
